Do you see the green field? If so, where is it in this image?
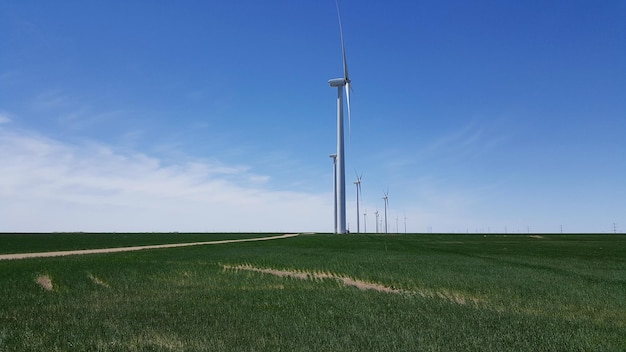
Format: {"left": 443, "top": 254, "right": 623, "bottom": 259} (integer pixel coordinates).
{"left": 1, "top": 233, "right": 624, "bottom": 351}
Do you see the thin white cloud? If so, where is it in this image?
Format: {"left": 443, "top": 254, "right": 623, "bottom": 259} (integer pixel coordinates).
{"left": 418, "top": 124, "right": 486, "bottom": 162}
{"left": 60, "top": 108, "right": 129, "bottom": 131}
{"left": 0, "top": 70, "right": 20, "bottom": 83}
{"left": 29, "top": 90, "right": 126, "bottom": 131}
{"left": 0, "top": 128, "right": 333, "bottom": 232}
{"left": 0, "top": 110, "right": 13, "bottom": 124}
{"left": 32, "top": 89, "right": 73, "bottom": 111}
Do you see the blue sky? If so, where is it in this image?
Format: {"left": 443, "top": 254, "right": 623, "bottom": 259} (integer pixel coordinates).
{"left": 1, "top": 1, "right": 625, "bottom": 233}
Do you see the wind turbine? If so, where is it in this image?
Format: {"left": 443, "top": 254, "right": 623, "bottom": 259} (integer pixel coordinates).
{"left": 328, "top": 1, "right": 352, "bottom": 234}
{"left": 363, "top": 210, "right": 367, "bottom": 233}
{"left": 396, "top": 216, "right": 399, "bottom": 233}
{"left": 375, "top": 210, "right": 379, "bottom": 233}
{"left": 404, "top": 213, "right": 407, "bottom": 233}
{"left": 383, "top": 190, "right": 389, "bottom": 234}
{"left": 353, "top": 172, "right": 362, "bottom": 233}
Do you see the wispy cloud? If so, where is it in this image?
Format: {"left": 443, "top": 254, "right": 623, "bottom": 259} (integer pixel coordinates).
{"left": 30, "top": 90, "right": 127, "bottom": 131}
{"left": 416, "top": 123, "right": 505, "bottom": 164}
{"left": 0, "top": 127, "right": 332, "bottom": 232}
{"left": 374, "top": 120, "right": 510, "bottom": 178}
{"left": 0, "top": 70, "right": 21, "bottom": 84}
{"left": 61, "top": 108, "right": 130, "bottom": 131}
{"left": 0, "top": 112, "right": 11, "bottom": 124}
{"left": 32, "top": 89, "right": 74, "bottom": 111}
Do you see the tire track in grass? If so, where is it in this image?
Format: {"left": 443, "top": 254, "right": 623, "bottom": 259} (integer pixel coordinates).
{"left": 222, "top": 264, "right": 484, "bottom": 306}
{"left": 223, "top": 264, "right": 625, "bottom": 328}
{"left": 0, "top": 233, "right": 300, "bottom": 260}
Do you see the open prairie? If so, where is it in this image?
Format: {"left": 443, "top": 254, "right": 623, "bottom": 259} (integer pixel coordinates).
{"left": 0, "top": 233, "right": 624, "bottom": 351}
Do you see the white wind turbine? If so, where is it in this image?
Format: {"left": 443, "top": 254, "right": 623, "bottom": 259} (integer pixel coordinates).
{"left": 404, "top": 213, "right": 407, "bottom": 233}
{"left": 328, "top": 1, "right": 352, "bottom": 234}
{"left": 363, "top": 209, "right": 367, "bottom": 233}
{"left": 353, "top": 172, "right": 362, "bottom": 233}
{"left": 383, "top": 190, "right": 389, "bottom": 234}
{"left": 375, "top": 210, "right": 380, "bottom": 233}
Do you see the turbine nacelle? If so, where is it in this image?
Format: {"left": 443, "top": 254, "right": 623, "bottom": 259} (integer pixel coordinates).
{"left": 328, "top": 78, "right": 348, "bottom": 87}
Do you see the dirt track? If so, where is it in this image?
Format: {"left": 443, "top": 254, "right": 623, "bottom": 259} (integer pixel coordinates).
{"left": 0, "top": 233, "right": 299, "bottom": 261}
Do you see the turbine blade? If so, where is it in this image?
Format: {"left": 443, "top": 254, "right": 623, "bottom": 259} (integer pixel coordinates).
{"left": 345, "top": 82, "right": 351, "bottom": 141}
{"left": 342, "top": 47, "right": 349, "bottom": 82}
{"left": 336, "top": 0, "right": 352, "bottom": 142}
{"left": 336, "top": 0, "right": 349, "bottom": 81}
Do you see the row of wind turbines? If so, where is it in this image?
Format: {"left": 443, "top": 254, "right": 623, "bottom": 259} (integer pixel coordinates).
{"left": 330, "top": 167, "right": 405, "bottom": 234}
{"left": 351, "top": 174, "right": 396, "bottom": 234}
{"left": 328, "top": 2, "right": 398, "bottom": 234}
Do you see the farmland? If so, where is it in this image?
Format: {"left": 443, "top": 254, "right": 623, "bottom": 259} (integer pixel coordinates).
{"left": 0, "top": 233, "right": 624, "bottom": 351}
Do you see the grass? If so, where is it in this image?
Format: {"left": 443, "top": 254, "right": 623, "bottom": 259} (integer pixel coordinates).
{"left": 0, "top": 233, "right": 624, "bottom": 351}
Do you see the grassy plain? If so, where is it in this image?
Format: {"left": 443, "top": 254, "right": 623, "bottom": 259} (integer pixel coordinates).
{"left": 0, "top": 233, "right": 624, "bottom": 351}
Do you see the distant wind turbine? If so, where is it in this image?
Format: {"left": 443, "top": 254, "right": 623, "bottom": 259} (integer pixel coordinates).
{"left": 363, "top": 210, "right": 367, "bottom": 233}
{"left": 375, "top": 210, "right": 379, "bottom": 233}
{"left": 404, "top": 213, "right": 407, "bottom": 233}
{"left": 328, "top": 0, "right": 352, "bottom": 234}
{"left": 396, "top": 216, "right": 399, "bottom": 233}
{"left": 383, "top": 190, "right": 389, "bottom": 234}
{"left": 354, "top": 172, "right": 362, "bottom": 233}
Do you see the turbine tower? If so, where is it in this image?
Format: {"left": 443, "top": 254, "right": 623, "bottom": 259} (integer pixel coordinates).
{"left": 354, "top": 172, "right": 362, "bottom": 233}
{"left": 329, "top": 154, "right": 337, "bottom": 232}
{"left": 383, "top": 190, "right": 389, "bottom": 234}
{"left": 328, "top": 1, "right": 352, "bottom": 234}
